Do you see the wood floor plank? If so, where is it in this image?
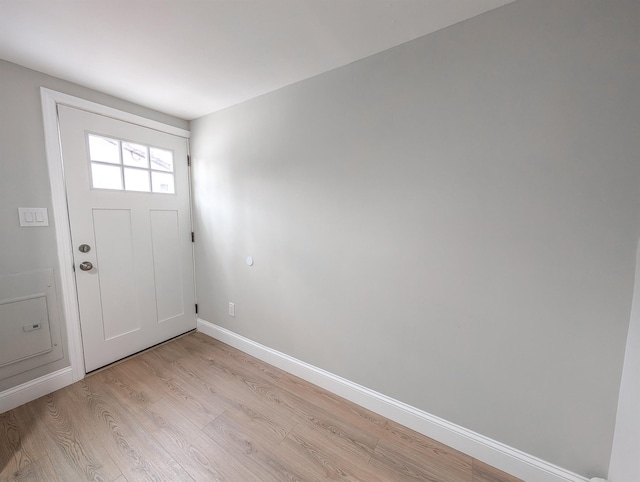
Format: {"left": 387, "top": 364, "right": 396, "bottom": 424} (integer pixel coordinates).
{"left": 278, "top": 421, "right": 389, "bottom": 482}
{"left": 370, "top": 439, "right": 473, "bottom": 482}
{"left": 65, "top": 378, "right": 194, "bottom": 481}
{"left": 277, "top": 373, "right": 387, "bottom": 439}
{"left": 83, "top": 370, "right": 149, "bottom": 414}
{"left": 370, "top": 419, "right": 473, "bottom": 482}
{"left": 162, "top": 352, "right": 271, "bottom": 429}
{"left": 146, "top": 336, "right": 192, "bottom": 363}
{"left": 171, "top": 355, "right": 301, "bottom": 432}
{"left": 88, "top": 364, "right": 161, "bottom": 414}
{"left": 125, "top": 350, "right": 225, "bottom": 428}
{"left": 252, "top": 379, "right": 380, "bottom": 460}
{"left": 181, "top": 333, "right": 286, "bottom": 382}
{"left": 0, "top": 409, "right": 46, "bottom": 478}
{"left": 173, "top": 340, "right": 283, "bottom": 396}
{"left": 131, "top": 350, "right": 175, "bottom": 381}
{"left": 215, "top": 401, "right": 293, "bottom": 447}
{"left": 202, "top": 410, "right": 309, "bottom": 482}
{"left": 174, "top": 348, "right": 380, "bottom": 460}
{"left": 135, "top": 398, "right": 259, "bottom": 481}
{"left": 19, "top": 393, "right": 121, "bottom": 482}
{"left": 109, "top": 357, "right": 171, "bottom": 403}
{"left": 4, "top": 455, "right": 58, "bottom": 481}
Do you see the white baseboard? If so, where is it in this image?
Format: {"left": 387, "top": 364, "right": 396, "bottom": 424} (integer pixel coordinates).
{"left": 0, "top": 367, "right": 74, "bottom": 414}
{"left": 198, "top": 318, "right": 589, "bottom": 482}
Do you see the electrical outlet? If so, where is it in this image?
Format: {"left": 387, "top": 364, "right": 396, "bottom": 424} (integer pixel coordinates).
{"left": 228, "top": 302, "right": 235, "bottom": 317}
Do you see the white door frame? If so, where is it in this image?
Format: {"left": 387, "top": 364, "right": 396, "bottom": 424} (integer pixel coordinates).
{"left": 41, "top": 88, "right": 191, "bottom": 382}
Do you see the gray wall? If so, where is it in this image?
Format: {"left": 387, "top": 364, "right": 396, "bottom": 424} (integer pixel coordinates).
{"left": 0, "top": 59, "right": 188, "bottom": 391}
{"left": 190, "top": 0, "right": 640, "bottom": 476}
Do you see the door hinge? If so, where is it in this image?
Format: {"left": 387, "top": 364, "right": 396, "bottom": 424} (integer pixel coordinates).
{"left": 195, "top": 303, "right": 198, "bottom": 314}
{"left": 187, "top": 155, "right": 191, "bottom": 167}
{"left": 191, "top": 232, "right": 195, "bottom": 242}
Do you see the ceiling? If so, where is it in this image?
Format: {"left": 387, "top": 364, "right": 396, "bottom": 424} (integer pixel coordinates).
{"left": 0, "top": 0, "right": 516, "bottom": 120}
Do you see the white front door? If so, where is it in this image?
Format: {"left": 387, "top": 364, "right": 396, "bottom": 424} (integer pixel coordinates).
{"left": 58, "top": 105, "right": 196, "bottom": 372}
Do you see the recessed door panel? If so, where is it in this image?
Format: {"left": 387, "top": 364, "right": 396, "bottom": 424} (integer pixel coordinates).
{"left": 150, "top": 210, "right": 184, "bottom": 323}
{"left": 93, "top": 209, "right": 140, "bottom": 340}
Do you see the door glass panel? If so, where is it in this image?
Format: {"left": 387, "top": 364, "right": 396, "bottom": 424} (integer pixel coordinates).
{"left": 150, "top": 147, "right": 174, "bottom": 172}
{"left": 88, "top": 134, "right": 120, "bottom": 164}
{"left": 124, "top": 167, "right": 151, "bottom": 192}
{"left": 151, "top": 171, "right": 175, "bottom": 194}
{"left": 122, "top": 142, "right": 148, "bottom": 168}
{"left": 87, "top": 134, "right": 177, "bottom": 194}
{"left": 91, "top": 163, "right": 123, "bottom": 190}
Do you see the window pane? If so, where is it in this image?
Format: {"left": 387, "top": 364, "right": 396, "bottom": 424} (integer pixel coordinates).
{"left": 150, "top": 147, "right": 174, "bottom": 172}
{"left": 124, "top": 167, "right": 150, "bottom": 192}
{"left": 91, "top": 163, "right": 123, "bottom": 190}
{"left": 151, "top": 171, "right": 175, "bottom": 194}
{"left": 122, "top": 142, "right": 148, "bottom": 168}
{"left": 88, "top": 134, "right": 120, "bottom": 164}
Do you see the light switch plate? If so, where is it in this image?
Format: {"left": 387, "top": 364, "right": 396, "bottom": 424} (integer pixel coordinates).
{"left": 18, "top": 208, "right": 49, "bottom": 227}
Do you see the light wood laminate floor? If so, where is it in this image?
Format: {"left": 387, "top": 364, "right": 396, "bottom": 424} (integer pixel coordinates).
{"left": 1, "top": 331, "right": 522, "bottom": 481}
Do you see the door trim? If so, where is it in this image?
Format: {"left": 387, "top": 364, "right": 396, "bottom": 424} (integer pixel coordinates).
{"left": 40, "top": 88, "right": 190, "bottom": 383}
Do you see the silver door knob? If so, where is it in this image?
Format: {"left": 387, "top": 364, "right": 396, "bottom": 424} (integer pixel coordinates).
{"left": 79, "top": 261, "right": 93, "bottom": 271}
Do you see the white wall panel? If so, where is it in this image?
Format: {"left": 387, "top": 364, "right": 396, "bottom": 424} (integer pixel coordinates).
{"left": 0, "top": 270, "right": 63, "bottom": 380}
